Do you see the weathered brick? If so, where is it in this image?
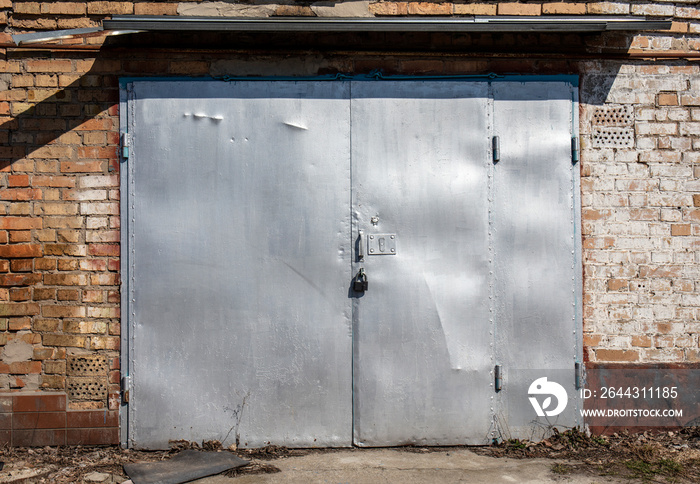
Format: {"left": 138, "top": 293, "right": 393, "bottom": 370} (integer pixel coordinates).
{"left": 273, "top": 5, "right": 316, "bottom": 16}
{"left": 25, "top": 60, "right": 73, "bottom": 73}
{"left": 44, "top": 244, "right": 87, "bottom": 257}
{"left": 87, "top": 1, "right": 134, "bottom": 15}
{"left": 57, "top": 260, "right": 79, "bottom": 272}
{"left": 57, "top": 230, "right": 81, "bottom": 244}
{"left": 0, "top": 188, "right": 42, "bottom": 201}
{"left": 0, "top": 273, "right": 41, "bottom": 287}
{"left": 42, "top": 334, "right": 87, "bottom": 348}
{"left": 452, "top": 3, "right": 497, "bottom": 15}
{"left": 407, "top": 2, "right": 452, "bottom": 15}
{"left": 64, "top": 320, "right": 107, "bottom": 334}
{"left": 681, "top": 94, "right": 700, "bottom": 106}
{"left": 676, "top": 7, "right": 700, "bottom": 20}
{"left": 33, "top": 176, "right": 76, "bottom": 188}
{"left": 631, "top": 3, "right": 674, "bottom": 17}
{"left": 35, "top": 202, "right": 79, "bottom": 216}
{"left": 0, "top": 217, "right": 42, "bottom": 230}
{"left": 134, "top": 2, "right": 178, "bottom": 16}
{"left": 7, "top": 315, "right": 31, "bottom": 330}
{"left": 28, "top": 145, "right": 73, "bottom": 160}
{"left": 44, "top": 360, "right": 67, "bottom": 375}
{"left": 8, "top": 175, "right": 30, "bottom": 187}
{"left": 80, "top": 202, "right": 119, "bottom": 215}
{"left": 33, "top": 319, "right": 59, "bottom": 332}
{"left": 83, "top": 290, "right": 104, "bottom": 303}
{"left": 658, "top": 93, "right": 678, "bottom": 106}
{"left": 60, "top": 161, "right": 105, "bottom": 173}
{"left": 8, "top": 361, "right": 42, "bottom": 374}
{"left": 79, "top": 175, "right": 119, "bottom": 188}
{"left": 44, "top": 274, "right": 88, "bottom": 286}
{"left": 41, "top": 305, "right": 86, "bottom": 319}
{"left": 85, "top": 305, "right": 119, "bottom": 319}
{"left": 671, "top": 224, "right": 691, "bottom": 236}
{"left": 0, "top": 244, "right": 42, "bottom": 258}
{"left": 40, "top": 374, "right": 66, "bottom": 389}
{"left": 78, "top": 146, "right": 118, "bottom": 160}
{"left": 498, "top": 3, "right": 542, "bottom": 15}
{"left": 595, "top": 349, "right": 639, "bottom": 362}
{"left": 0, "top": 303, "right": 40, "bottom": 317}
{"left": 89, "top": 336, "right": 120, "bottom": 350}
{"left": 86, "top": 230, "right": 119, "bottom": 243}
{"left": 607, "top": 279, "right": 629, "bottom": 291}
{"left": 57, "top": 289, "right": 80, "bottom": 301}
{"left": 10, "top": 259, "right": 33, "bottom": 273}
{"left": 368, "top": 1, "right": 407, "bottom": 15}
{"left": 542, "top": 2, "right": 586, "bottom": 15}
{"left": 13, "top": 2, "right": 41, "bottom": 15}
{"left": 79, "top": 260, "right": 107, "bottom": 272}
{"left": 33, "top": 347, "right": 57, "bottom": 360}
{"left": 41, "top": 2, "right": 87, "bottom": 15}
{"left": 8, "top": 231, "right": 32, "bottom": 243}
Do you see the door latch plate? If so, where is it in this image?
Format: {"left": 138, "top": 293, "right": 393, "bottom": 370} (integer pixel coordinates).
{"left": 367, "top": 234, "right": 397, "bottom": 255}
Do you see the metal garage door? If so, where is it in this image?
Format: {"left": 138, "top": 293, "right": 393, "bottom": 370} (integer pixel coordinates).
{"left": 120, "top": 78, "right": 580, "bottom": 449}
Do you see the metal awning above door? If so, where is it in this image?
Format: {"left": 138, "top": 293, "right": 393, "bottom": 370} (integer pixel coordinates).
{"left": 102, "top": 15, "right": 672, "bottom": 33}
{"left": 11, "top": 15, "right": 671, "bottom": 45}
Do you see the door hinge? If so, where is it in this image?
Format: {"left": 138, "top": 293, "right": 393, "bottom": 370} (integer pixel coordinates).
{"left": 121, "top": 375, "right": 131, "bottom": 403}
{"left": 121, "top": 133, "right": 130, "bottom": 160}
{"left": 494, "top": 365, "right": 502, "bottom": 392}
{"left": 571, "top": 136, "right": 579, "bottom": 164}
{"left": 575, "top": 362, "right": 582, "bottom": 390}
{"left": 492, "top": 136, "right": 500, "bottom": 163}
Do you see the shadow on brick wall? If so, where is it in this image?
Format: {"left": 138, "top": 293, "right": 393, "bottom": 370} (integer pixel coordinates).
{"left": 0, "top": 52, "right": 120, "bottom": 173}
{"left": 0, "top": 30, "right": 634, "bottom": 169}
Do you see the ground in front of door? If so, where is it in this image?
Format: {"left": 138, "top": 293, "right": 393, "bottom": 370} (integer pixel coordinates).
{"left": 0, "top": 428, "right": 698, "bottom": 483}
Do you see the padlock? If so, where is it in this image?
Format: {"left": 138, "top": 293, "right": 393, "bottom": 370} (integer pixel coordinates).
{"left": 353, "top": 268, "right": 368, "bottom": 292}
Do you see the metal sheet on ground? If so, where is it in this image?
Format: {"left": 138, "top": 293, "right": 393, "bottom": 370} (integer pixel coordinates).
{"left": 123, "top": 450, "right": 248, "bottom": 484}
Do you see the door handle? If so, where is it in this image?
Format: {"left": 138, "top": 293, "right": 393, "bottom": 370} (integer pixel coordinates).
{"left": 358, "top": 230, "right": 364, "bottom": 261}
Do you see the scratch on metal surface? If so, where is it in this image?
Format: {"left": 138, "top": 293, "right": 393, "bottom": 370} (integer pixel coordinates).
{"left": 280, "top": 260, "right": 329, "bottom": 302}
{"left": 283, "top": 121, "right": 308, "bottom": 130}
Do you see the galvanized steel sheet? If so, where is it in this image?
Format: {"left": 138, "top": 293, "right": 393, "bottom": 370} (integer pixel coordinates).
{"left": 492, "top": 82, "right": 582, "bottom": 439}
{"left": 351, "top": 81, "right": 493, "bottom": 446}
{"left": 127, "top": 81, "right": 353, "bottom": 449}
{"left": 123, "top": 78, "right": 581, "bottom": 449}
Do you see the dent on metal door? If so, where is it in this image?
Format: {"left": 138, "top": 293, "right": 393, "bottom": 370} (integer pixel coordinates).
{"left": 126, "top": 81, "right": 353, "bottom": 449}
{"left": 351, "top": 81, "right": 493, "bottom": 446}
